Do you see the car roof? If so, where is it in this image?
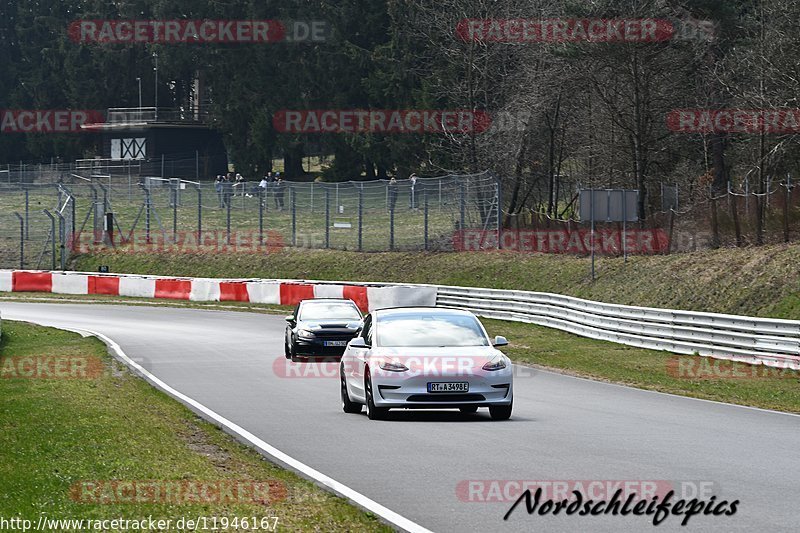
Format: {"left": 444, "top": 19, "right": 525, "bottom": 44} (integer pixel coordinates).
{"left": 300, "top": 298, "right": 355, "bottom": 304}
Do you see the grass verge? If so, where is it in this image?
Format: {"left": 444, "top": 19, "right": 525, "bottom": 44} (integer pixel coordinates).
{"left": 0, "top": 320, "right": 390, "bottom": 532}
{"left": 73, "top": 244, "right": 800, "bottom": 319}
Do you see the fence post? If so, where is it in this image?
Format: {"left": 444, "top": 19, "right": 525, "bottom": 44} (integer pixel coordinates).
{"left": 784, "top": 174, "right": 791, "bottom": 243}
{"left": 144, "top": 186, "right": 152, "bottom": 244}
{"left": 14, "top": 213, "right": 24, "bottom": 269}
{"left": 55, "top": 211, "right": 66, "bottom": 270}
{"left": 459, "top": 181, "right": 466, "bottom": 232}
{"left": 495, "top": 179, "right": 501, "bottom": 249}
{"left": 195, "top": 150, "right": 199, "bottom": 181}
{"left": 195, "top": 184, "right": 202, "bottom": 242}
{"left": 172, "top": 180, "right": 178, "bottom": 243}
{"left": 24, "top": 187, "right": 29, "bottom": 240}
{"left": 226, "top": 190, "right": 232, "bottom": 245}
{"left": 325, "top": 188, "right": 330, "bottom": 249}
{"left": 424, "top": 189, "right": 429, "bottom": 251}
{"left": 291, "top": 186, "right": 297, "bottom": 247}
{"left": 389, "top": 204, "right": 395, "bottom": 251}
{"left": 42, "top": 209, "right": 56, "bottom": 270}
{"left": 358, "top": 184, "right": 363, "bottom": 252}
{"left": 258, "top": 187, "right": 264, "bottom": 245}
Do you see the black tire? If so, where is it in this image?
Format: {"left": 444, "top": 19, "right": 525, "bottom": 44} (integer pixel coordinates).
{"left": 365, "top": 370, "right": 388, "bottom": 420}
{"left": 284, "top": 340, "right": 291, "bottom": 359}
{"left": 489, "top": 401, "right": 512, "bottom": 421}
{"left": 459, "top": 406, "right": 479, "bottom": 414}
{"left": 341, "top": 367, "right": 362, "bottom": 414}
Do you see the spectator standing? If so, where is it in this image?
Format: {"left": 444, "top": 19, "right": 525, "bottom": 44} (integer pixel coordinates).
{"left": 409, "top": 173, "right": 418, "bottom": 209}
{"left": 214, "top": 175, "right": 224, "bottom": 208}
{"left": 274, "top": 176, "right": 286, "bottom": 211}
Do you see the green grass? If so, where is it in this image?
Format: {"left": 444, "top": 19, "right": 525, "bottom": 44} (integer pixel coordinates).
{"left": 74, "top": 243, "right": 800, "bottom": 319}
{"left": 486, "top": 319, "right": 800, "bottom": 414}
{"left": 0, "top": 321, "right": 390, "bottom": 532}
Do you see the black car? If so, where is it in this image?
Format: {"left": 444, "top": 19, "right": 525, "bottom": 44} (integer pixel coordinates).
{"left": 285, "top": 299, "right": 364, "bottom": 360}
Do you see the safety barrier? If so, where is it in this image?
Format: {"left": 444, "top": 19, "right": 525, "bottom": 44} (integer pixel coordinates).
{"left": 0, "top": 270, "right": 436, "bottom": 312}
{"left": 433, "top": 285, "right": 800, "bottom": 370}
{"left": 1, "top": 269, "right": 797, "bottom": 370}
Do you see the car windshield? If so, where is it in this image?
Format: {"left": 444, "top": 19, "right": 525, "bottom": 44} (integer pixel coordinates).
{"left": 299, "top": 302, "right": 361, "bottom": 321}
{"left": 376, "top": 313, "right": 489, "bottom": 347}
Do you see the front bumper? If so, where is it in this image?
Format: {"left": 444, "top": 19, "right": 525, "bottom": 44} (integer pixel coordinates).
{"left": 371, "top": 367, "right": 513, "bottom": 408}
{"left": 294, "top": 336, "right": 354, "bottom": 357}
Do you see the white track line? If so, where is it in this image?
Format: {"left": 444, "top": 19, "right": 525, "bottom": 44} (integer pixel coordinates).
{"left": 9, "top": 318, "right": 433, "bottom": 533}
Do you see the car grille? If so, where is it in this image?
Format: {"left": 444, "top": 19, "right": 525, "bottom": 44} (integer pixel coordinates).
{"left": 406, "top": 394, "right": 486, "bottom": 402}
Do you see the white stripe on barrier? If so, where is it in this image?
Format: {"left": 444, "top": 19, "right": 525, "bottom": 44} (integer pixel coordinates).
{"left": 0, "top": 271, "right": 12, "bottom": 293}
{"left": 51, "top": 272, "right": 89, "bottom": 295}
{"left": 190, "top": 279, "right": 222, "bottom": 302}
{"left": 313, "top": 284, "right": 345, "bottom": 299}
{"left": 246, "top": 281, "right": 281, "bottom": 304}
{"left": 119, "top": 277, "right": 156, "bottom": 298}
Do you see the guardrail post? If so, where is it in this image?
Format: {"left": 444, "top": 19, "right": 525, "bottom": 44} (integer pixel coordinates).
{"left": 325, "top": 187, "right": 330, "bottom": 249}
{"left": 14, "top": 212, "right": 23, "bottom": 268}
{"left": 42, "top": 209, "right": 56, "bottom": 269}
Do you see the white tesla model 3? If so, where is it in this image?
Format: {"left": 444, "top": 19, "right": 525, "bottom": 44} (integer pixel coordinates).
{"left": 339, "top": 307, "right": 513, "bottom": 420}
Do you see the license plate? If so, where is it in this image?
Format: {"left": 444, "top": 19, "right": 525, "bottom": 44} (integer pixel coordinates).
{"left": 428, "top": 382, "right": 469, "bottom": 393}
{"left": 324, "top": 340, "right": 349, "bottom": 347}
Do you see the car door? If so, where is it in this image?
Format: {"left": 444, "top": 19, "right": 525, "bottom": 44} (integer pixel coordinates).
{"left": 348, "top": 313, "right": 372, "bottom": 401}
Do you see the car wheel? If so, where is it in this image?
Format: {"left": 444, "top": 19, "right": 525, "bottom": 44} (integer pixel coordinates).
{"left": 341, "top": 367, "right": 362, "bottom": 414}
{"left": 365, "top": 369, "right": 387, "bottom": 420}
{"left": 489, "top": 401, "right": 512, "bottom": 421}
{"left": 284, "top": 340, "right": 291, "bottom": 359}
{"left": 459, "top": 406, "right": 479, "bottom": 414}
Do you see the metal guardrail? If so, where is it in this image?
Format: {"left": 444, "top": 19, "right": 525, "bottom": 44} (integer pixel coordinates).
{"left": 433, "top": 286, "right": 800, "bottom": 370}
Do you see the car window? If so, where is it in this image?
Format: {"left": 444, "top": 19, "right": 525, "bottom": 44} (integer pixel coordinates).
{"left": 298, "top": 302, "right": 361, "bottom": 321}
{"left": 376, "top": 313, "right": 489, "bottom": 347}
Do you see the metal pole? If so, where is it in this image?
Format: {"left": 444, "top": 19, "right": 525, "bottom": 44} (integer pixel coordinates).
{"left": 14, "top": 213, "right": 24, "bottom": 269}
{"left": 195, "top": 150, "right": 199, "bottom": 180}
{"left": 424, "top": 189, "right": 429, "bottom": 251}
{"left": 591, "top": 190, "right": 596, "bottom": 281}
{"left": 258, "top": 187, "right": 264, "bottom": 245}
{"left": 23, "top": 187, "right": 30, "bottom": 240}
{"left": 144, "top": 186, "right": 151, "bottom": 244}
{"left": 389, "top": 205, "right": 395, "bottom": 251}
{"left": 459, "top": 181, "right": 466, "bottom": 232}
{"left": 55, "top": 211, "right": 66, "bottom": 270}
{"left": 325, "top": 188, "right": 330, "bottom": 249}
{"left": 226, "top": 189, "right": 231, "bottom": 245}
{"left": 161, "top": 154, "right": 165, "bottom": 178}
{"left": 153, "top": 52, "right": 159, "bottom": 120}
{"left": 42, "top": 209, "right": 56, "bottom": 269}
{"left": 172, "top": 180, "right": 178, "bottom": 243}
{"left": 495, "top": 180, "right": 501, "bottom": 249}
{"left": 291, "top": 186, "right": 297, "bottom": 246}
{"left": 195, "top": 184, "right": 202, "bottom": 242}
{"left": 358, "top": 184, "right": 363, "bottom": 252}
{"left": 622, "top": 190, "right": 627, "bottom": 263}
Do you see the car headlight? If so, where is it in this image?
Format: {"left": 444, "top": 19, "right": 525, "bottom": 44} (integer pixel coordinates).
{"left": 380, "top": 361, "right": 409, "bottom": 372}
{"left": 297, "top": 329, "right": 316, "bottom": 339}
{"left": 482, "top": 359, "right": 507, "bottom": 371}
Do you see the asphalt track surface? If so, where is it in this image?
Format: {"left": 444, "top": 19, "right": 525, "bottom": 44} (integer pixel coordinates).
{"left": 1, "top": 302, "right": 798, "bottom": 533}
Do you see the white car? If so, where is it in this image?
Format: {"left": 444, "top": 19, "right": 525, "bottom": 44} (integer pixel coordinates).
{"left": 339, "top": 307, "right": 513, "bottom": 420}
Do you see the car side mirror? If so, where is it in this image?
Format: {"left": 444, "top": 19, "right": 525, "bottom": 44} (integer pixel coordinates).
{"left": 493, "top": 336, "right": 509, "bottom": 347}
{"left": 285, "top": 316, "right": 295, "bottom": 324}
{"left": 350, "top": 337, "right": 369, "bottom": 349}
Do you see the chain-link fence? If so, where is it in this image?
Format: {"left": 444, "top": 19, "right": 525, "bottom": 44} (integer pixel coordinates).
{"left": 0, "top": 171, "right": 500, "bottom": 267}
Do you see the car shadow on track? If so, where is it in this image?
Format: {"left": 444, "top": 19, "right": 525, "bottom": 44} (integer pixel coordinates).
{"left": 371, "top": 411, "right": 534, "bottom": 423}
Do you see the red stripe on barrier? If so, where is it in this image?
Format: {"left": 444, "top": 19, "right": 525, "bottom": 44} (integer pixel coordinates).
{"left": 12, "top": 271, "right": 53, "bottom": 292}
{"left": 88, "top": 276, "right": 120, "bottom": 296}
{"left": 343, "top": 285, "right": 369, "bottom": 312}
{"left": 280, "top": 283, "right": 315, "bottom": 306}
{"left": 154, "top": 279, "right": 192, "bottom": 300}
{"left": 220, "top": 282, "right": 250, "bottom": 302}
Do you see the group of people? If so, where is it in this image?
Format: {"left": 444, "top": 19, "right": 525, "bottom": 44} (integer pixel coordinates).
{"left": 213, "top": 171, "right": 286, "bottom": 210}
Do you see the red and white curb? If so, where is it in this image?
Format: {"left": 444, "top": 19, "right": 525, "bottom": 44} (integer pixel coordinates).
{"left": 0, "top": 270, "right": 437, "bottom": 311}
